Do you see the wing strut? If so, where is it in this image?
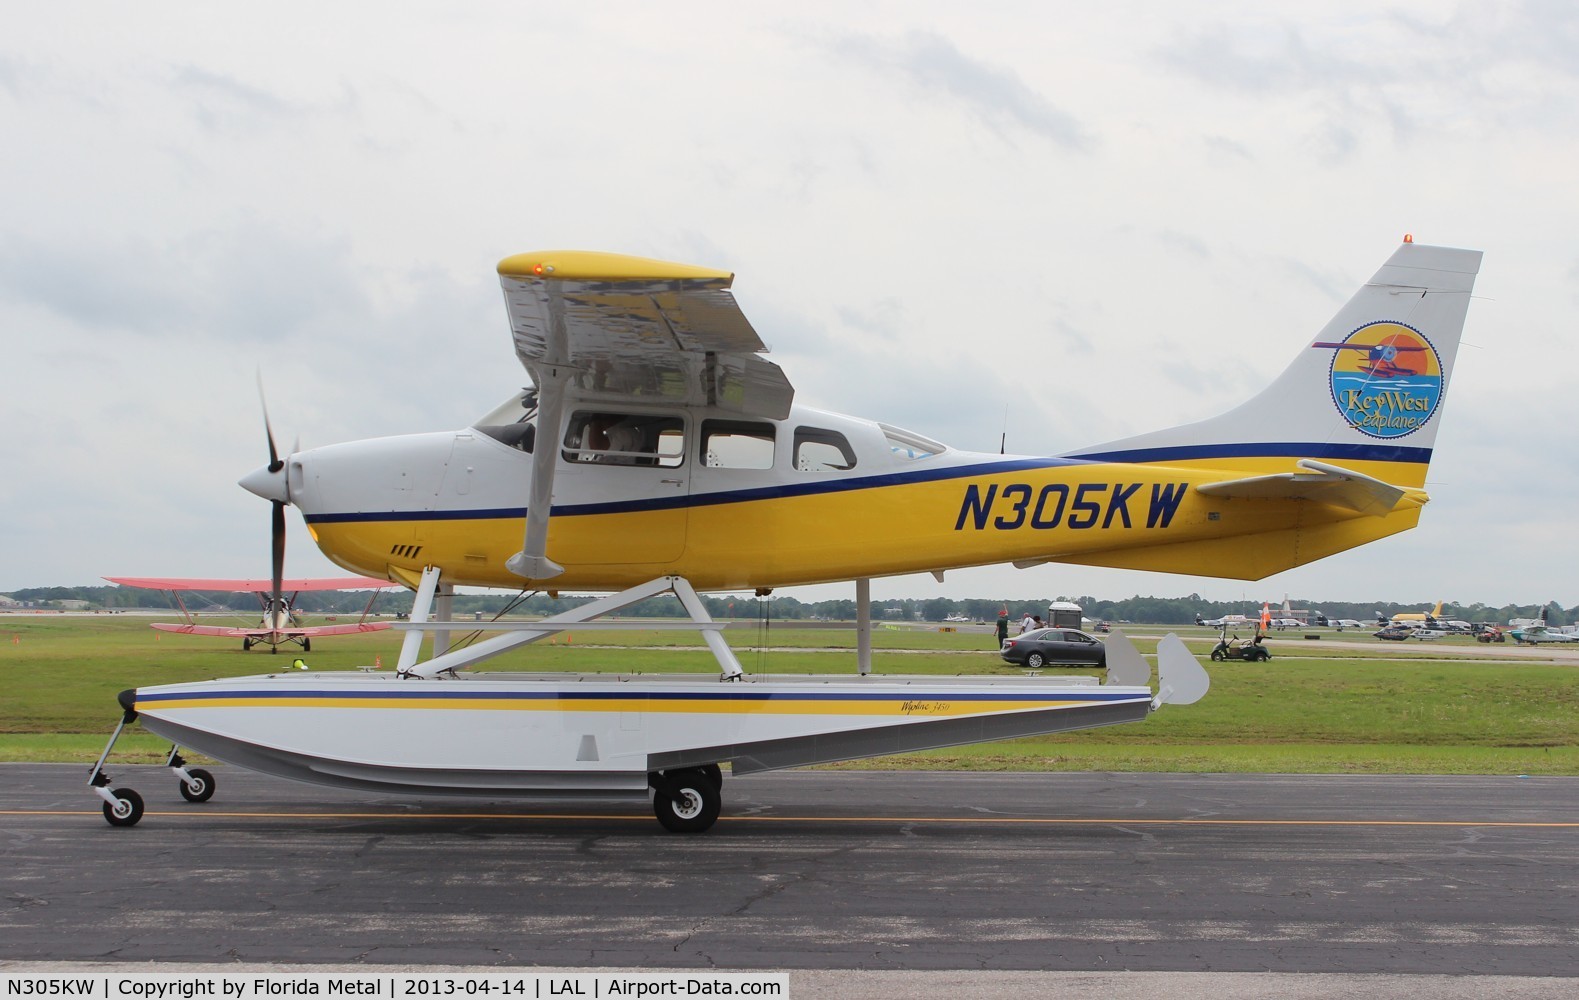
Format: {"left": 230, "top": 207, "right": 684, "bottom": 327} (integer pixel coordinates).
{"left": 507, "top": 366, "right": 568, "bottom": 581}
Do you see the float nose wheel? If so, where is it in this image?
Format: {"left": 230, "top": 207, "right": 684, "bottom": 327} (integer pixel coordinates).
{"left": 101, "top": 788, "right": 144, "bottom": 827}
{"left": 650, "top": 766, "right": 723, "bottom": 833}
{"left": 178, "top": 767, "right": 216, "bottom": 803}
{"left": 89, "top": 705, "right": 148, "bottom": 827}
{"left": 168, "top": 751, "right": 217, "bottom": 803}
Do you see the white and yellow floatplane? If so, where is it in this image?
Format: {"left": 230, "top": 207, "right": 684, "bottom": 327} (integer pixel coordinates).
{"left": 90, "top": 239, "right": 1479, "bottom": 831}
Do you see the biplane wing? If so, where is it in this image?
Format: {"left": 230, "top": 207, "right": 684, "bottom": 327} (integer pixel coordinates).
{"left": 104, "top": 576, "right": 392, "bottom": 592}
{"left": 105, "top": 576, "right": 396, "bottom": 650}
{"left": 150, "top": 622, "right": 391, "bottom": 638}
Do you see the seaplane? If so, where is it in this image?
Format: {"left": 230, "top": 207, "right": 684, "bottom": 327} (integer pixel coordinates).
{"left": 1510, "top": 611, "right": 1579, "bottom": 645}
{"left": 89, "top": 238, "right": 1479, "bottom": 831}
{"left": 102, "top": 575, "right": 395, "bottom": 652}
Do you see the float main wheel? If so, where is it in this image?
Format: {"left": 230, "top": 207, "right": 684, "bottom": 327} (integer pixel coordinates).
{"left": 652, "top": 768, "right": 722, "bottom": 833}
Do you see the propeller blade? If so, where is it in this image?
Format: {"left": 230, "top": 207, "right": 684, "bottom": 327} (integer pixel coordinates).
{"left": 257, "top": 373, "right": 283, "bottom": 473}
{"left": 271, "top": 499, "right": 286, "bottom": 621}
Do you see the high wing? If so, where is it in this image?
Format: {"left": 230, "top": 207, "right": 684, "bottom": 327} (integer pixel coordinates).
{"left": 494, "top": 251, "right": 795, "bottom": 581}
{"left": 497, "top": 250, "right": 794, "bottom": 418}
{"left": 105, "top": 576, "right": 394, "bottom": 592}
{"left": 150, "top": 622, "right": 392, "bottom": 638}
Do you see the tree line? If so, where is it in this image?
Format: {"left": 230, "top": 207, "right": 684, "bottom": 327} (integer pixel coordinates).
{"left": 5, "top": 585, "right": 1574, "bottom": 627}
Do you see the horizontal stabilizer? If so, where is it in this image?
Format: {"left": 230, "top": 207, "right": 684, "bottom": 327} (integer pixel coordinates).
{"left": 1195, "top": 460, "right": 1424, "bottom": 517}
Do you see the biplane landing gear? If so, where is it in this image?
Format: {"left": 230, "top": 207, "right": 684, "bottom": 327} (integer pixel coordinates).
{"left": 650, "top": 767, "right": 722, "bottom": 833}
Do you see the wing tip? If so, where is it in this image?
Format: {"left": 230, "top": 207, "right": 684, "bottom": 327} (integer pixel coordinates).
{"left": 497, "top": 250, "right": 732, "bottom": 284}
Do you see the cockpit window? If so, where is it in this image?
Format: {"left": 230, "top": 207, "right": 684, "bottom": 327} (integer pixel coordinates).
{"left": 563, "top": 411, "right": 685, "bottom": 467}
{"left": 702, "top": 419, "right": 775, "bottom": 469}
{"left": 879, "top": 423, "right": 945, "bottom": 461}
{"left": 475, "top": 389, "right": 539, "bottom": 452}
{"left": 794, "top": 427, "right": 856, "bottom": 471}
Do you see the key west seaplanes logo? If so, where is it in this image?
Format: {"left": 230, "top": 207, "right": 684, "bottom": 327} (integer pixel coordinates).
{"left": 1314, "top": 321, "right": 1442, "bottom": 439}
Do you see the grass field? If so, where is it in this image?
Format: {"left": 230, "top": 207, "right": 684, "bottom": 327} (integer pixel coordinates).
{"left": 4, "top": 614, "right": 1577, "bottom": 773}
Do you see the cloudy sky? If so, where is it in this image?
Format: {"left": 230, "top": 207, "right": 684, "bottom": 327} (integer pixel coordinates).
{"left": 2, "top": 2, "right": 1576, "bottom": 609}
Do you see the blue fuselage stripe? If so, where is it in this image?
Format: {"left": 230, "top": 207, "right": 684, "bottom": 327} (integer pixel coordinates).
{"left": 301, "top": 441, "right": 1428, "bottom": 525}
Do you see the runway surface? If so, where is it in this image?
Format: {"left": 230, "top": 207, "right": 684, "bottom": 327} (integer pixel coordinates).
{"left": 3, "top": 764, "right": 1577, "bottom": 978}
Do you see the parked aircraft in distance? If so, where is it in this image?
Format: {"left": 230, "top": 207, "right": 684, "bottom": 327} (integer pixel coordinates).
{"left": 104, "top": 576, "right": 394, "bottom": 653}
{"left": 1389, "top": 601, "right": 1445, "bottom": 624}
{"left": 91, "top": 240, "right": 1477, "bottom": 831}
{"left": 1196, "top": 614, "right": 1253, "bottom": 628}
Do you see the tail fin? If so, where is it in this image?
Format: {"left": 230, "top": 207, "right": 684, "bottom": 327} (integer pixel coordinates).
{"left": 1067, "top": 241, "right": 1481, "bottom": 487}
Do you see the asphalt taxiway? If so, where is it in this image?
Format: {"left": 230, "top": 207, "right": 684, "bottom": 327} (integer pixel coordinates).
{"left": 3, "top": 765, "right": 1577, "bottom": 978}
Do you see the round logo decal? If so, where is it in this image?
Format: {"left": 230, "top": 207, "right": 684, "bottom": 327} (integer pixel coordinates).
{"left": 1318, "top": 321, "right": 1442, "bottom": 440}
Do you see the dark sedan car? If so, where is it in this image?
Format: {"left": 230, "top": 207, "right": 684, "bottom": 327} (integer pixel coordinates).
{"left": 1000, "top": 628, "right": 1107, "bottom": 668}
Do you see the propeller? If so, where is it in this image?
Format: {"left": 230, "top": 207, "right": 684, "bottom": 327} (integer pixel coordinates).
{"left": 255, "top": 376, "right": 288, "bottom": 630}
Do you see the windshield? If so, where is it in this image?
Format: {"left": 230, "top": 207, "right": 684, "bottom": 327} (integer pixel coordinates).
{"left": 879, "top": 422, "right": 946, "bottom": 461}
{"left": 475, "top": 388, "right": 539, "bottom": 451}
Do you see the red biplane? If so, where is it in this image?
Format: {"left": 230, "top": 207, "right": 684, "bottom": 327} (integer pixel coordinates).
{"left": 104, "top": 576, "right": 394, "bottom": 652}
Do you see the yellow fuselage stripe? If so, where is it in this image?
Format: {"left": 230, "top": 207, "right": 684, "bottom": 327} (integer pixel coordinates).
{"left": 311, "top": 457, "right": 1431, "bottom": 590}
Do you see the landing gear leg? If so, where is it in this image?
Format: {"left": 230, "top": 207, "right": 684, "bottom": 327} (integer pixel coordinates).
{"left": 89, "top": 706, "right": 144, "bottom": 827}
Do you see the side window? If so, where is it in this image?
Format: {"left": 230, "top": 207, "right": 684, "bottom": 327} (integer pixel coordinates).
{"left": 562, "top": 411, "right": 684, "bottom": 467}
{"left": 794, "top": 427, "right": 857, "bottom": 472}
{"left": 701, "top": 419, "right": 775, "bottom": 470}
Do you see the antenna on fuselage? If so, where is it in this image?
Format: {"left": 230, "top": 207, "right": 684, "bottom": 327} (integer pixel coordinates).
{"left": 1000, "top": 403, "right": 1009, "bottom": 454}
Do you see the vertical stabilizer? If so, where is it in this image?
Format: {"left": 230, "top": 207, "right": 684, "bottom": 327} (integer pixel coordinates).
{"left": 1067, "top": 242, "right": 1481, "bottom": 478}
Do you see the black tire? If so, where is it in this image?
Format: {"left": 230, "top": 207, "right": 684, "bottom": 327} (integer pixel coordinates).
{"left": 699, "top": 763, "right": 723, "bottom": 790}
{"left": 652, "top": 768, "right": 721, "bottom": 833}
{"left": 179, "top": 767, "right": 216, "bottom": 803}
{"left": 242, "top": 637, "right": 252, "bottom": 651}
{"left": 302, "top": 638, "right": 311, "bottom": 653}
{"left": 1210, "top": 649, "right": 1225, "bottom": 661}
{"left": 103, "top": 788, "right": 144, "bottom": 827}
{"left": 270, "top": 645, "right": 278, "bottom": 654}
{"left": 1026, "top": 651, "right": 1046, "bottom": 669}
